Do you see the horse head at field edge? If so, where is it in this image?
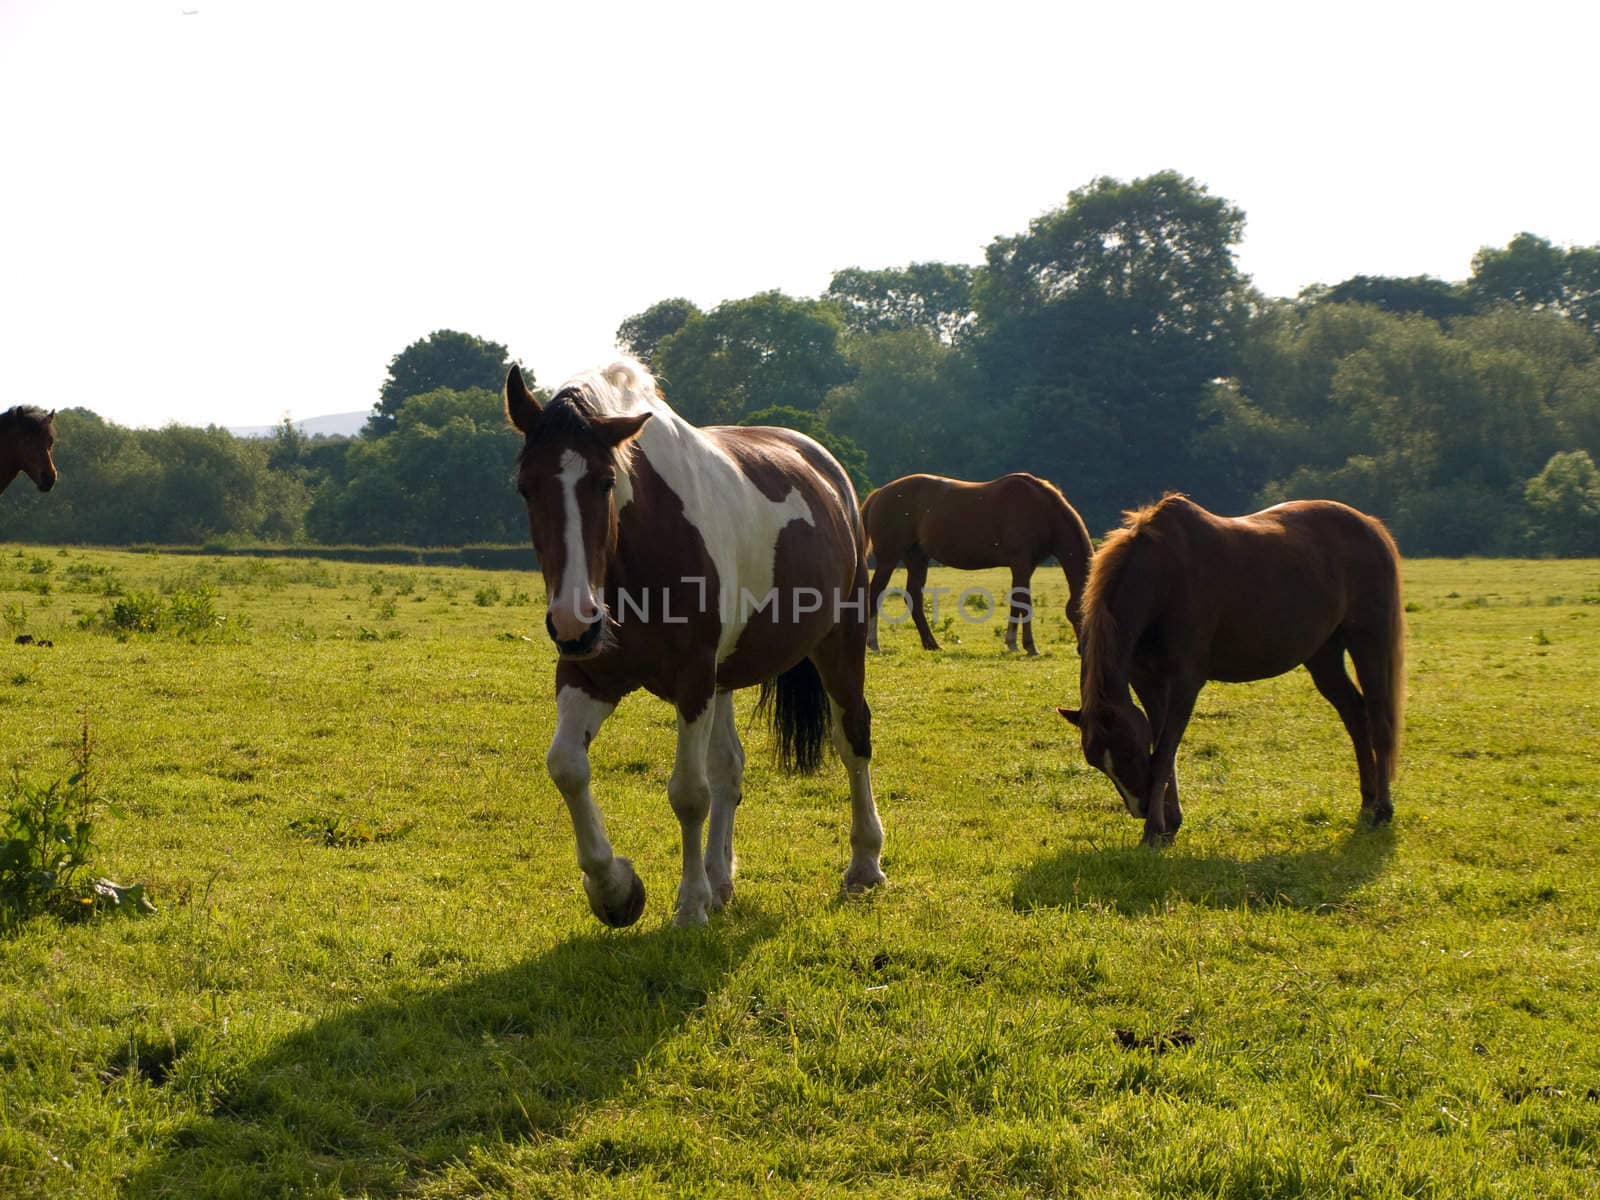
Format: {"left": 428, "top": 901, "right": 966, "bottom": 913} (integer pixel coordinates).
{"left": 0, "top": 406, "right": 58, "bottom": 494}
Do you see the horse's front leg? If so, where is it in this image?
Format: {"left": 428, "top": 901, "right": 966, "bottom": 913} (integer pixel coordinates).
{"left": 546, "top": 684, "right": 644, "bottom": 927}
{"left": 668, "top": 690, "right": 718, "bottom": 927}
{"left": 1141, "top": 682, "right": 1200, "bottom": 848}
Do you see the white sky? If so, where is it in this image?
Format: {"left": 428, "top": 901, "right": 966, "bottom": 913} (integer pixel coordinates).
{"left": 3, "top": 0, "right": 1597, "bottom": 429}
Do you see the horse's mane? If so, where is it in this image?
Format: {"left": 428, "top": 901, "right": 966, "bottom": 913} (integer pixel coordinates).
{"left": 519, "top": 358, "right": 662, "bottom": 473}
{"left": 0, "top": 406, "right": 53, "bottom": 435}
{"left": 1079, "top": 493, "right": 1190, "bottom": 714}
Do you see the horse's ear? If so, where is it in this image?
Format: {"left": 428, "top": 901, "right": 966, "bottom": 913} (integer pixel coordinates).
{"left": 46, "top": 410, "right": 56, "bottom": 421}
{"left": 592, "top": 411, "right": 652, "bottom": 448}
{"left": 504, "top": 366, "right": 541, "bottom": 434}
{"left": 1057, "top": 707, "right": 1083, "bottom": 727}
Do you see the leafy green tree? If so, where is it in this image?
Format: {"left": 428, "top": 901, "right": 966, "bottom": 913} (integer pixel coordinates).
{"left": 370, "top": 331, "right": 515, "bottom": 436}
{"left": 1318, "top": 274, "right": 1476, "bottom": 320}
{"left": 307, "top": 388, "right": 524, "bottom": 545}
{"left": 823, "top": 329, "right": 984, "bottom": 485}
{"left": 1470, "top": 233, "right": 1600, "bottom": 339}
{"left": 971, "top": 171, "right": 1253, "bottom": 529}
{"left": 825, "top": 263, "right": 977, "bottom": 344}
{"left": 1524, "top": 450, "right": 1600, "bottom": 555}
{"left": 739, "top": 406, "right": 871, "bottom": 497}
{"left": 653, "top": 292, "right": 852, "bottom": 425}
{"left": 617, "top": 298, "right": 701, "bottom": 365}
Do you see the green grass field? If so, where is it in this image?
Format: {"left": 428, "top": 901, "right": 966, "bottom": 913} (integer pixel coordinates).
{"left": 1, "top": 546, "right": 1597, "bottom": 1198}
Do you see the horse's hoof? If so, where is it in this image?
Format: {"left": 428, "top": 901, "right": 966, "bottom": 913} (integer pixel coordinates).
{"left": 1025, "top": 648, "right": 1040, "bottom": 658}
{"left": 1141, "top": 830, "right": 1173, "bottom": 850}
{"left": 710, "top": 879, "right": 735, "bottom": 909}
{"left": 841, "top": 864, "right": 887, "bottom": 894}
{"left": 585, "top": 860, "right": 646, "bottom": 928}
{"left": 672, "top": 904, "right": 710, "bottom": 929}
{"left": 1360, "top": 803, "right": 1394, "bottom": 828}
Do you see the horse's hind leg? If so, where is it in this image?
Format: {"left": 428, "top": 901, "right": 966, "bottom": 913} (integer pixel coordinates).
{"left": 1007, "top": 565, "right": 1038, "bottom": 655}
{"left": 703, "top": 690, "right": 743, "bottom": 909}
{"left": 1304, "top": 639, "right": 1383, "bottom": 822}
{"left": 866, "top": 557, "right": 898, "bottom": 652}
{"left": 904, "top": 551, "right": 941, "bottom": 651}
{"left": 1344, "top": 632, "right": 1398, "bottom": 824}
{"left": 809, "top": 633, "right": 886, "bottom": 893}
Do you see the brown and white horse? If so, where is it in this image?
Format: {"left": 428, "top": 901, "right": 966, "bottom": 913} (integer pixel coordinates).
{"left": 1061, "top": 494, "right": 1405, "bottom": 846}
{"left": 863, "top": 473, "right": 1093, "bottom": 654}
{"left": 0, "top": 407, "right": 58, "bottom": 494}
{"left": 506, "top": 359, "right": 886, "bottom": 928}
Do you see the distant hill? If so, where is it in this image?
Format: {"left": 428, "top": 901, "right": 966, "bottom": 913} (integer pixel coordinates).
{"left": 228, "top": 411, "right": 369, "bottom": 439}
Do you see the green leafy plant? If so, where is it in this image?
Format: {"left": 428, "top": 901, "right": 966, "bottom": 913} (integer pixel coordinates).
{"left": 1, "top": 725, "right": 147, "bottom": 927}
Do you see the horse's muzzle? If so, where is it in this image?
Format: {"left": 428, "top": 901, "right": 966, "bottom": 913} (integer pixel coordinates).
{"left": 35, "top": 473, "right": 56, "bottom": 493}
{"left": 547, "top": 613, "right": 602, "bottom": 659}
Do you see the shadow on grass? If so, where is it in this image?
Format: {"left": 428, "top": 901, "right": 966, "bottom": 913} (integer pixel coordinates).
{"left": 123, "top": 911, "right": 777, "bottom": 1199}
{"left": 1013, "top": 825, "right": 1396, "bottom": 915}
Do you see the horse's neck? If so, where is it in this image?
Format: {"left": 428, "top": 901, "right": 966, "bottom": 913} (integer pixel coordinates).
{"left": 1084, "top": 547, "right": 1161, "bottom": 708}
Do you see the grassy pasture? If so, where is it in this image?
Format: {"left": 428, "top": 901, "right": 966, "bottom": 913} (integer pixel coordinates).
{"left": 1, "top": 545, "right": 1597, "bottom": 1198}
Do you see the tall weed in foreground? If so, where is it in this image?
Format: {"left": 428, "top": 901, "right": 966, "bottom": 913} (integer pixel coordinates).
{"left": 0, "top": 725, "right": 152, "bottom": 929}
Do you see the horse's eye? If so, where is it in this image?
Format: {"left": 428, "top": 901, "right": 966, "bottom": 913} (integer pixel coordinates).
{"left": 600, "top": 477, "right": 616, "bottom": 494}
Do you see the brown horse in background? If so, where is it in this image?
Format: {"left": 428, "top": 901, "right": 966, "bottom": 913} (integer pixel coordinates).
{"left": 0, "top": 407, "right": 58, "bottom": 494}
{"left": 1061, "top": 494, "right": 1404, "bottom": 846}
{"left": 863, "top": 473, "right": 1093, "bottom": 654}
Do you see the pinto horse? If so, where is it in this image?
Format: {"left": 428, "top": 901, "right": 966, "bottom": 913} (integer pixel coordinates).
{"left": 1060, "top": 494, "right": 1404, "bottom": 846}
{"left": 863, "top": 473, "right": 1093, "bottom": 654}
{"left": 506, "top": 359, "right": 886, "bottom": 928}
{"left": 0, "top": 407, "right": 58, "bottom": 494}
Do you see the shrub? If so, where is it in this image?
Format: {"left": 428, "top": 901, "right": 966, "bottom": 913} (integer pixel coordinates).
{"left": 0, "top": 726, "right": 149, "bottom": 927}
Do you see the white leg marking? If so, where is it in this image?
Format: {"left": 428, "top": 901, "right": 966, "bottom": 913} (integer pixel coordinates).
{"left": 831, "top": 699, "right": 886, "bottom": 892}
{"left": 669, "top": 702, "right": 717, "bottom": 926}
{"left": 546, "top": 687, "right": 637, "bottom": 919}
{"left": 704, "top": 691, "right": 743, "bottom": 908}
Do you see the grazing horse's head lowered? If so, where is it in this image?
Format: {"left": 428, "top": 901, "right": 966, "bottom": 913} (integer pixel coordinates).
{"left": 0, "top": 407, "right": 58, "bottom": 494}
{"left": 1060, "top": 699, "right": 1154, "bottom": 819}
{"left": 505, "top": 367, "right": 650, "bottom": 659}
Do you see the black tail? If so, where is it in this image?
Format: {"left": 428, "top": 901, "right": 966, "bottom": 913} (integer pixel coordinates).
{"left": 755, "top": 656, "right": 831, "bottom": 775}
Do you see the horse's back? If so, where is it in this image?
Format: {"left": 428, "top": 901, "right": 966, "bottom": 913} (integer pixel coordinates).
{"left": 1140, "top": 497, "right": 1400, "bottom": 681}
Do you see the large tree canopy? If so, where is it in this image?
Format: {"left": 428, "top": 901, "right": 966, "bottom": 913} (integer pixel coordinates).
{"left": 1470, "top": 233, "right": 1600, "bottom": 339}
{"left": 653, "top": 291, "right": 852, "bottom": 425}
{"left": 972, "top": 171, "right": 1253, "bottom": 529}
{"left": 616, "top": 298, "right": 702, "bottom": 365}
{"left": 370, "top": 330, "right": 515, "bottom": 436}
{"left": 825, "top": 263, "right": 977, "bottom": 344}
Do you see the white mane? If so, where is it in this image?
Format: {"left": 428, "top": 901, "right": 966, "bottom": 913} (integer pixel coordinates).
{"left": 555, "top": 358, "right": 667, "bottom": 418}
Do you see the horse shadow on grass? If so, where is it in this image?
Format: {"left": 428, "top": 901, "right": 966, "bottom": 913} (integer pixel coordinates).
{"left": 1012, "top": 824, "right": 1396, "bottom": 916}
{"left": 122, "top": 910, "right": 777, "bottom": 1199}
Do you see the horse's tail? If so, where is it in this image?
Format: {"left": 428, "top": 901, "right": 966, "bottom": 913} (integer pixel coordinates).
{"left": 1037, "top": 481, "right": 1094, "bottom": 640}
{"left": 1380, "top": 538, "right": 1406, "bottom": 778}
{"left": 756, "top": 656, "right": 831, "bottom": 775}
{"left": 859, "top": 486, "right": 880, "bottom": 560}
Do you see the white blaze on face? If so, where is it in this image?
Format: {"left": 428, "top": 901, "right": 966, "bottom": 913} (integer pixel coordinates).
{"left": 548, "top": 449, "right": 602, "bottom": 642}
{"left": 1101, "top": 750, "right": 1144, "bottom": 817}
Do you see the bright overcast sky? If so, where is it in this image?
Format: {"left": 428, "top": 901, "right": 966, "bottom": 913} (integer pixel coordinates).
{"left": 3, "top": 0, "right": 1597, "bottom": 429}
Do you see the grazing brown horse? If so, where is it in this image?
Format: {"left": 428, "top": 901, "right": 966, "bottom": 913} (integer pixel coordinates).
{"left": 863, "top": 472, "right": 1093, "bottom": 654}
{"left": 505, "top": 358, "right": 886, "bottom": 928}
{"left": 0, "top": 407, "right": 58, "bottom": 494}
{"left": 1060, "top": 494, "right": 1404, "bottom": 846}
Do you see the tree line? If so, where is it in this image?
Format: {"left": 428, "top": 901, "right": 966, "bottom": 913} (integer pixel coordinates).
{"left": 9, "top": 172, "right": 1600, "bottom": 554}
